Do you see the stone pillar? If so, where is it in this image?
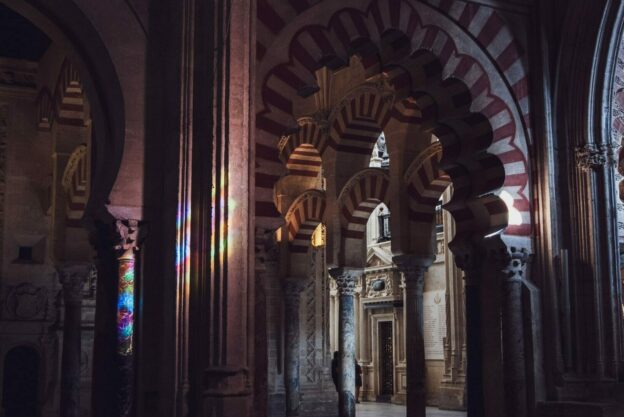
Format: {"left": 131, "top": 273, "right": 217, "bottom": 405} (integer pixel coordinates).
{"left": 282, "top": 278, "right": 306, "bottom": 416}
{"left": 500, "top": 248, "right": 530, "bottom": 417}
{"left": 58, "top": 264, "right": 90, "bottom": 417}
{"left": 113, "top": 220, "right": 142, "bottom": 417}
{"left": 329, "top": 268, "right": 360, "bottom": 417}
{"left": 455, "top": 250, "right": 485, "bottom": 417}
{"left": 393, "top": 256, "right": 433, "bottom": 417}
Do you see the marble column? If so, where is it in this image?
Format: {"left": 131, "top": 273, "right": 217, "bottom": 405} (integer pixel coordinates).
{"left": 393, "top": 256, "right": 433, "bottom": 417}
{"left": 329, "top": 268, "right": 360, "bottom": 417}
{"left": 500, "top": 248, "right": 530, "bottom": 417}
{"left": 113, "top": 220, "right": 142, "bottom": 417}
{"left": 282, "top": 278, "right": 306, "bottom": 416}
{"left": 58, "top": 264, "right": 90, "bottom": 417}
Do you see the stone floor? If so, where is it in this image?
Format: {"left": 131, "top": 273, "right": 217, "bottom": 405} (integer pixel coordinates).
{"left": 356, "top": 402, "right": 466, "bottom": 417}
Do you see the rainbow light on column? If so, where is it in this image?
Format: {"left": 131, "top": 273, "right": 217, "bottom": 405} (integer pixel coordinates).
{"left": 117, "top": 258, "right": 135, "bottom": 356}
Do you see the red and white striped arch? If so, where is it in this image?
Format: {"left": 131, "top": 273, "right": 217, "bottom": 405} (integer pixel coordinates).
{"left": 285, "top": 190, "right": 327, "bottom": 253}
{"left": 404, "top": 143, "right": 450, "bottom": 225}
{"left": 62, "top": 144, "right": 89, "bottom": 227}
{"left": 256, "top": 0, "right": 531, "bottom": 240}
{"left": 279, "top": 119, "right": 325, "bottom": 177}
{"left": 329, "top": 89, "right": 392, "bottom": 155}
{"left": 37, "top": 60, "right": 88, "bottom": 131}
{"left": 339, "top": 168, "right": 390, "bottom": 240}
{"left": 53, "top": 59, "right": 86, "bottom": 126}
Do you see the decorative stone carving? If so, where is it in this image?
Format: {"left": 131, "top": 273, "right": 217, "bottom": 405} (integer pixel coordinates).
{"left": 575, "top": 143, "right": 618, "bottom": 172}
{"left": 365, "top": 274, "right": 393, "bottom": 298}
{"left": 4, "top": 283, "right": 48, "bottom": 320}
{"left": 329, "top": 268, "right": 359, "bottom": 296}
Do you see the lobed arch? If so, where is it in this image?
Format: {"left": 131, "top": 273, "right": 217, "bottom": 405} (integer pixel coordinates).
{"left": 337, "top": 168, "right": 390, "bottom": 265}
{"left": 255, "top": 0, "right": 531, "bottom": 247}
{"left": 284, "top": 189, "right": 327, "bottom": 253}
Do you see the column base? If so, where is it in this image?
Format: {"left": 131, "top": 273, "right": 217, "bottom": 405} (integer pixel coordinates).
{"left": 300, "top": 389, "right": 338, "bottom": 417}
{"left": 438, "top": 381, "right": 466, "bottom": 411}
{"left": 268, "top": 392, "right": 285, "bottom": 416}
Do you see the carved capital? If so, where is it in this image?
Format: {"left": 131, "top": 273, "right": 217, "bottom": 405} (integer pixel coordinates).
{"left": 113, "top": 220, "right": 145, "bottom": 258}
{"left": 575, "top": 143, "right": 617, "bottom": 172}
{"left": 501, "top": 247, "right": 531, "bottom": 282}
{"left": 328, "top": 268, "right": 361, "bottom": 296}
{"left": 392, "top": 255, "right": 433, "bottom": 286}
{"left": 58, "top": 263, "right": 93, "bottom": 304}
{"left": 255, "top": 227, "right": 280, "bottom": 272}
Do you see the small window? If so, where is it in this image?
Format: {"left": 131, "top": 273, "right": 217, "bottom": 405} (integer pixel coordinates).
{"left": 17, "top": 246, "right": 33, "bottom": 262}
{"left": 377, "top": 212, "right": 391, "bottom": 242}
{"left": 435, "top": 205, "right": 444, "bottom": 233}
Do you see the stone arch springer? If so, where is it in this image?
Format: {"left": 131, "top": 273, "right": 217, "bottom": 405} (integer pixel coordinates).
{"left": 255, "top": 0, "right": 532, "bottom": 250}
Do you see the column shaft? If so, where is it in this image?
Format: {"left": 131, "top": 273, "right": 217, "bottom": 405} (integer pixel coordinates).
{"left": 404, "top": 278, "right": 425, "bottom": 417}
{"left": 283, "top": 280, "right": 304, "bottom": 416}
{"left": 339, "top": 292, "right": 355, "bottom": 417}
{"left": 116, "top": 251, "right": 136, "bottom": 417}
{"left": 330, "top": 268, "right": 359, "bottom": 417}
{"left": 60, "top": 279, "right": 83, "bottom": 417}
{"left": 394, "top": 256, "right": 430, "bottom": 417}
{"left": 501, "top": 251, "right": 529, "bottom": 417}
{"left": 465, "top": 281, "right": 484, "bottom": 417}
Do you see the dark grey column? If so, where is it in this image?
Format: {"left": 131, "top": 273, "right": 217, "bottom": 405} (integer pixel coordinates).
{"left": 329, "top": 268, "right": 360, "bottom": 417}
{"left": 282, "top": 278, "right": 306, "bottom": 416}
{"left": 501, "top": 248, "right": 530, "bottom": 417}
{"left": 455, "top": 250, "right": 485, "bottom": 417}
{"left": 393, "top": 256, "right": 432, "bottom": 417}
{"left": 59, "top": 264, "right": 91, "bottom": 417}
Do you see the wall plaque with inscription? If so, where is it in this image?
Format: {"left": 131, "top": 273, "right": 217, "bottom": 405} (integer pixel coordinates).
{"left": 423, "top": 290, "right": 447, "bottom": 360}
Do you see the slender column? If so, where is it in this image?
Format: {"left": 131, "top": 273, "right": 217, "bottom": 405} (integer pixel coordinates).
{"left": 454, "top": 249, "right": 486, "bottom": 417}
{"left": 393, "top": 256, "right": 432, "bottom": 417}
{"left": 282, "top": 278, "right": 306, "bottom": 416}
{"left": 113, "top": 220, "right": 142, "bottom": 417}
{"left": 329, "top": 268, "right": 360, "bottom": 417}
{"left": 58, "top": 265, "right": 90, "bottom": 417}
{"left": 500, "top": 248, "right": 530, "bottom": 417}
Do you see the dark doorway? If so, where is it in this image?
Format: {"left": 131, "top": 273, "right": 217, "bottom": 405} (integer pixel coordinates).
{"left": 2, "top": 346, "right": 40, "bottom": 417}
{"left": 377, "top": 321, "right": 394, "bottom": 402}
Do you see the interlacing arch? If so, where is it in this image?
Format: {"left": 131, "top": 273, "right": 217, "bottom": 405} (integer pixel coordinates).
{"left": 338, "top": 168, "right": 390, "bottom": 262}
{"left": 255, "top": 0, "right": 531, "bottom": 242}
{"left": 285, "top": 190, "right": 327, "bottom": 253}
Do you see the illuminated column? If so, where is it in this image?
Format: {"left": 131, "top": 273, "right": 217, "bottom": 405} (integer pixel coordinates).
{"left": 58, "top": 264, "right": 91, "bottom": 417}
{"left": 329, "top": 268, "right": 360, "bottom": 417}
{"left": 282, "top": 278, "right": 306, "bottom": 416}
{"left": 114, "top": 220, "right": 141, "bottom": 417}
{"left": 393, "top": 255, "right": 433, "bottom": 417}
{"left": 500, "top": 248, "right": 530, "bottom": 417}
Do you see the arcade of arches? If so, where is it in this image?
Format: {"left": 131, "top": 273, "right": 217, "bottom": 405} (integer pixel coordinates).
{"left": 0, "top": 1, "right": 623, "bottom": 417}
